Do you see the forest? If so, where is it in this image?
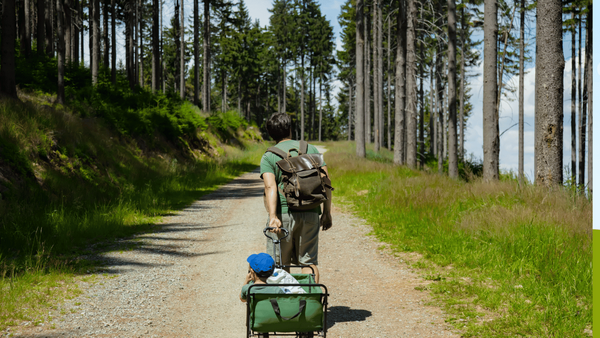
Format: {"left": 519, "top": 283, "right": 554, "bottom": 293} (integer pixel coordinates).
{"left": 0, "top": 0, "right": 594, "bottom": 335}
{"left": 0, "top": 0, "right": 593, "bottom": 189}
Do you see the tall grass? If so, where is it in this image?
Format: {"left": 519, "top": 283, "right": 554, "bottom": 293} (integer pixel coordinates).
{"left": 324, "top": 141, "right": 591, "bottom": 336}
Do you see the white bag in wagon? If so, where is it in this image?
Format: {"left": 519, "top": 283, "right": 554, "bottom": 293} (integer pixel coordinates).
{"left": 267, "top": 268, "right": 306, "bottom": 294}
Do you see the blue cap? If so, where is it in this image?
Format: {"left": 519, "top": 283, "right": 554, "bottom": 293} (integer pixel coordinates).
{"left": 247, "top": 253, "right": 275, "bottom": 277}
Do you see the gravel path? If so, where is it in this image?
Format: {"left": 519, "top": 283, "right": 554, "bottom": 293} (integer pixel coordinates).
{"left": 8, "top": 154, "right": 460, "bottom": 338}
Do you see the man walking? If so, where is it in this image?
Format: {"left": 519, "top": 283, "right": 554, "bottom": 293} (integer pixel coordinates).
{"left": 260, "top": 113, "right": 333, "bottom": 283}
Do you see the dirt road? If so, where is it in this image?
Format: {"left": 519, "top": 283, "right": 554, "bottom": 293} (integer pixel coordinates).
{"left": 9, "top": 155, "right": 459, "bottom": 337}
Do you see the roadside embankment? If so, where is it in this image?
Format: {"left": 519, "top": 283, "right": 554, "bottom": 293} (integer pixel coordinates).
{"left": 0, "top": 89, "right": 265, "bottom": 331}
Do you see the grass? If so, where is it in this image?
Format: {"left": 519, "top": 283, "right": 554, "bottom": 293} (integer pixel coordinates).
{"left": 323, "top": 141, "right": 592, "bottom": 337}
{"left": 0, "top": 89, "right": 266, "bottom": 331}
{"left": 0, "top": 141, "right": 265, "bottom": 331}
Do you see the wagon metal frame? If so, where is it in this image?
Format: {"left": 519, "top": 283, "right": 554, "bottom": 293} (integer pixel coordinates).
{"left": 245, "top": 228, "right": 329, "bottom": 338}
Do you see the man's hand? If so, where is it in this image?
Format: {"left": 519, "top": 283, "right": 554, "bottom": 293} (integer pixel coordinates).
{"left": 320, "top": 212, "right": 332, "bottom": 231}
{"left": 269, "top": 216, "right": 283, "bottom": 233}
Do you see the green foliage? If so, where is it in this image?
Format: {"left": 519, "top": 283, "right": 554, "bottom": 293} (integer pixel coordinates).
{"left": 15, "top": 54, "right": 209, "bottom": 146}
{"left": 208, "top": 110, "right": 249, "bottom": 140}
{"left": 69, "top": 77, "right": 207, "bottom": 142}
{"left": 0, "top": 137, "right": 34, "bottom": 179}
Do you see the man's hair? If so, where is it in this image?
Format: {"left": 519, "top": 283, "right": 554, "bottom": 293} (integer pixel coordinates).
{"left": 266, "top": 113, "right": 292, "bottom": 141}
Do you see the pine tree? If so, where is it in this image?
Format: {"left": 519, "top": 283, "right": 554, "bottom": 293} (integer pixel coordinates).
{"left": 483, "top": 0, "right": 499, "bottom": 180}
{"left": 447, "top": 0, "right": 458, "bottom": 177}
{"left": 393, "top": 0, "right": 406, "bottom": 166}
{"left": 355, "top": 0, "right": 366, "bottom": 157}
{"left": 534, "top": 0, "right": 564, "bottom": 185}
{"left": 203, "top": 0, "right": 211, "bottom": 112}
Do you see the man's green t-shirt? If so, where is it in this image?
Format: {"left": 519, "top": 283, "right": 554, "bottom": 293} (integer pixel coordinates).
{"left": 259, "top": 140, "right": 326, "bottom": 215}
{"left": 240, "top": 282, "right": 284, "bottom": 301}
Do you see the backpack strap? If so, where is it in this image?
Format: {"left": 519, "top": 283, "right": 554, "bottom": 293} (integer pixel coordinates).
{"left": 267, "top": 146, "right": 288, "bottom": 159}
{"left": 299, "top": 140, "right": 309, "bottom": 155}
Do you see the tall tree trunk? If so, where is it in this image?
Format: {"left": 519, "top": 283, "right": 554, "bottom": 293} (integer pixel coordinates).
{"left": 577, "top": 17, "right": 584, "bottom": 188}
{"left": 447, "top": 0, "right": 458, "bottom": 177}
{"left": 518, "top": 0, "right": 525, "bottom": 183}
{"left": 45, "top": 0, "right": 53, "bottom": 56}
{"left": 110, "top": 0, "right": 115, "bottom": 82}
{"left": 308, "top": 61, "right": 316, "bottom": 140}
{"left": 151, "top": 0, "right": 159, "bottom": 91}
{"left": 405, "top": 0, "right": 417, "bottom": 168}
{"left": 387, "top": 17, "right": 392, "bottom": 150}
{"left": 429, "top": 66, "right": 435, "bottom": 156}
{"left": 134, "top": 0, "right": 138, "bottom": 84}
{"left": 73, "top": 0, "right": 78, "bottom": 63}
{"left": 373, "top": 0, "right": 380, "bottom": 151}
{"left": 356, "top": 0, "right": 366, "bottom": 157}
{"left": 348, "top": 80, "right": 353, "bottom": 141}
{"left": 37, "top": 0, "right": 45, "bottom": 54}
{"left": 202, "top": 0, "right": 211, "bottom": 112}
{"left": 193, "top": 0, "right": 199, "bottom": 104}
{"left": 534, "top": 0, "right": 564, "bottom": 186}
{"left": 91, "top": 0, "right": 99, "bottom": 84}
{"left": 102, "top": 0, "right": 108, "bottom": 66}
{"left": 443, "top": 59, "right": 448, "bottom": 160}
{"left": 80, "top": 0, "right": 83, "bottom": 64}
{"left": 459, "top": 6, "right": 465, "bottom": 161}
{"left": 23, "top": 0, "right": 31, "bottom": 56}
{"left": 64, "top": 0, "right": 71, "bottom": 62}
{"left": 586, "top": 4, "right": 592, "bottom": 195}
{"left": 418, "top": 37, "right": 424, "bottom": 166}
{"left": 127, "top": 2, "right": 134, "bottom": 88}
{"left": 393, "top": 0, "right": 406, "bottom": 165}
{"left": 88, "top": 0, "right": 92, "bottom": 68}
{"left": 57, "top": 0, "right": 65, "bottom": 103}
{"left": 18, "top": 1, "right": 26, "bottom": 56}
{"left": 436, "top": 43, "right": 443, "bottom": 173}
{"left": 179, "top": 0, "right": 184, "bottom": 98}
{"left": 365, "top": 13, "right": 371, "bottom": 145}
{"left": 318, "top": 76, "right": 322, "bottom": 142}
{"left": 570, "top": 13, "right": 576, "bottom": 184}
{"left": 139, "top": 0, "right": 144, "bottom": 87}
{"left": 483, "top": 0, "right": 499, "bottom": 180}
{"left": 1, "top": 0, "right": 17, "bottom": 98}
{"left": 161, "top": 0, "right": 165, "bottom": 93}
{"left": 377, "top": 0, "right": 383, "bottom": 149}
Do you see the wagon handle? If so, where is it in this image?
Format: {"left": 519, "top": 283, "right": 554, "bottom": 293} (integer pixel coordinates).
{"left": 263, "top": 227, "right": 290, "bottom": 241}
{"left": 263, "top": 227, "right": 289, "bottom": 268}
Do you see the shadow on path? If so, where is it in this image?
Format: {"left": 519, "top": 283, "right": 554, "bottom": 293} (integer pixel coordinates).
{"left": 326, "top": 306, "right": 372, "bottom": 329}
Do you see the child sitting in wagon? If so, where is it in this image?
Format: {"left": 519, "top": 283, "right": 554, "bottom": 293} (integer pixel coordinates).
{"left": 240, "top": 253, "right": 284, "bottom": 302}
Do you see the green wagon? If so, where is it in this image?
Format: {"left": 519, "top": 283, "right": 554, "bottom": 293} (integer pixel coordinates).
{"left": 245, "top": 228, "right": 329, "bottom": 338}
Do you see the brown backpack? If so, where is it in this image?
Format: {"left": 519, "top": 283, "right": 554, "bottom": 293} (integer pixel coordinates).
{"left": 267, "top": 141, "right": 333, "bottom": 211}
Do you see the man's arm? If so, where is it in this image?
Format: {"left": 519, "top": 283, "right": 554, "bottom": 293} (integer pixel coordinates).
{"left": 263, "top": 172, "right": 283, "bottom": 232}
{"left": 320, "top": 166, "right": 333, "bottom": 231}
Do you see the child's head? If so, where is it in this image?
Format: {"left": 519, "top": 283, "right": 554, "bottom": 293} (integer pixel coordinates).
{"left": 247, "top": 253, "right": 275, "bottom": 281}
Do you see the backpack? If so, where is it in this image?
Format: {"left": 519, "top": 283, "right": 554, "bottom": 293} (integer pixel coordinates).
{"left": 267, "top": 141, "right": 333, "bottom": 211}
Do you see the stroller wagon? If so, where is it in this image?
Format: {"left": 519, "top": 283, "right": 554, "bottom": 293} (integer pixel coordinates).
{"left": 245, "top": 228, "right": 329, "bottom": 338}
